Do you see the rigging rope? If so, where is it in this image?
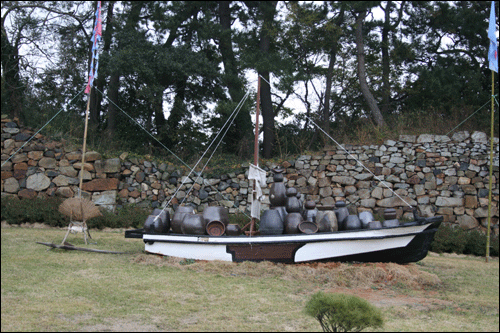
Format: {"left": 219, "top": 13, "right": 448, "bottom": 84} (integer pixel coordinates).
{"left": 180, "top": 91, "right": 251, "bottom": 206}
{"left": 94, "top": 87, "right": 192, "bottom": 171}
{"left": 93, "top": 87, "right": 253, "bottom": 220}
{"left": 303, "top": 114, "right": 415, "bottom": 209}
{"left": 155, "top": 91, "right": 251, "bottom": 220}
{"left": 1, "top": 87, "right": 86, "bottom": 168}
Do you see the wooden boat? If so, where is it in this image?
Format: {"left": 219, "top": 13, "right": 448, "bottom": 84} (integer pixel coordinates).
{"left": 125, "top": 215, "right": 441, "bottom": 264}
{"left": 125, "top": 76, "right": 443, "bottom": 264}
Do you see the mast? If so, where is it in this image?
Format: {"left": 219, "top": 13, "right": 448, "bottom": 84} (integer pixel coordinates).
{"left": 486, "top": 0, "right": 497, "bottom": 262}
{"left": 249, "top": 76, "right": 262, "bottom": 235}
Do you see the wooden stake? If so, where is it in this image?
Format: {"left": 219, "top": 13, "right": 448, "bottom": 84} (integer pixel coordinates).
{"left": 78, "top": 94, "right": 91, "bottom": 197}
{"left": 250, "top": 76, "right": 262, "bottom": 236}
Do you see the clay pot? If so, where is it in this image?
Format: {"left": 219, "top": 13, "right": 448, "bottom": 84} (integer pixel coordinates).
{"left": 335, "top": 201, "right": 349, "bottom": 230}
{"left": 367, "top": 221, "right": 383, "bottom": 229}
{"left": 383, "top": 208, "right": 397, "bottom": 220}
{"left": 317, "top": 206, "right": 338, "bottom": 232}
{"left": 344, "top": 215, "right": 362, "bottom": 230}
{"left": 203, "top": 206, "right": 229, "bottom": 227}
{"left": 382, "top": 219, "right": 400, "bottom": 228}
{"left": 226, "top": 224, "right": 242, "bottom": 236}
{"left": 181, "top": 214, "right": 206, "bottom": 235}
{"left": 274, "top": 206, "right": 287, "bottom": 224}
{"left": 302, "top": 200, "right": 317, "bottom": 223}
{"left": 259, "top": 209, "right": 284, "bottom": 235}
{"left": 206, "top": 220, "right": 226, "bottom": 236}
{"left": 285, "top": 188, "right": 301, "bottom": 213}
{"left": 152, "top": 208, "right": 170, "bottom": 232}
{"left": 284, "top": 212, "right": 303, "bottom": 234}
{"left": 269, "top": 170, "right": 286, "bottom": 207}
{"left": 383, "top": 208, "right": 399, "bottom": 227}
{"left": 298, "top": 221, "right": 318, "bottom": 234}
{"left": 358, "top": 211, "right": 374, "bottom": 229}
{"left": 144, "top": 215, "right": 165, "bottom": 234}
{"left": 171, "top": 205, "right": 195, "bottom": 234}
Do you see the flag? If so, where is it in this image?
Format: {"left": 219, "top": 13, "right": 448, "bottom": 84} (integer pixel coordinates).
{"left": 85, "top": 1, "right": 102, "bottom": 94}
{"left": 488, "top": 1, "right": 498, "bottom": 73}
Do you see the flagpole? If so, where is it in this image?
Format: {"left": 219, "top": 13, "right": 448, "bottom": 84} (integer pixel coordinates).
{"left": 486, "top": 69, "right": 494, "bottom": 262}
{"left": 485, "top": 0, "right": 497, "bottom": 263}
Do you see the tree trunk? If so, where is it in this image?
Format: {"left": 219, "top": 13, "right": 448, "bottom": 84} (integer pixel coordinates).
{"left": 259, "top": 71, "right": 274, "bottom": 158}
{"left": 104, "top": 2, "right": 144, "bottom": 139}
{"left": 1, "top": 24, "right": 23, "bottom": 121}
{"left": 218, "top": 1, "right": 252, "bottom": 156}
{"left": 322, "top": 7, "right": 344, "bottom": 146}
{"left": 106, "top": 71, "right": 119, "bottom": 138}
{"left": 354, "top": 10, "right": 386, "bottom": 128}
{"left": 381, "top": 1, "right": 391, "bottom": 116}
{"left": 258, "top": 1, "right": 278, "bottom": 158}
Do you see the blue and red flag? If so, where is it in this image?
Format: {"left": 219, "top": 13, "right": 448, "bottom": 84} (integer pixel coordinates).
{"left": 488, "top": 1, "right": 498, "bottom": 73}
{"left": 85, "top": 1, "right": 102, "bottom": 94}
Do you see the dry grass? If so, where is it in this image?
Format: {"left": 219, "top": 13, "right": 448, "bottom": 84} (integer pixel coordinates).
{"left": 1, "top": 224, "right": 498, "bottom": 332}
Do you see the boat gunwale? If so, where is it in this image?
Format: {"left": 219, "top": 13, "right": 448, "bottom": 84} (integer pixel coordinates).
{"left": 139, "top": 219, "right": 441, "bottom": 245}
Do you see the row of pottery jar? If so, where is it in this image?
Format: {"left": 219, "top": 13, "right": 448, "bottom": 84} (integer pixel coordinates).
{"left": 335, "top": 202, "right": 400, "bottom": 230}
{"left": 170, "top": 205, "right": 242, "bottom": 236}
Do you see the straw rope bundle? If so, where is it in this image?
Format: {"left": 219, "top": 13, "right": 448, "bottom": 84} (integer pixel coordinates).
{"left": 59, "top": 197, "right": 102, "bottom": 221}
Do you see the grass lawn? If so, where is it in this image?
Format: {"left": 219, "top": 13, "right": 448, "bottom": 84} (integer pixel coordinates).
{"left": 1, "top": 225, "right": 498, "bottom": 332}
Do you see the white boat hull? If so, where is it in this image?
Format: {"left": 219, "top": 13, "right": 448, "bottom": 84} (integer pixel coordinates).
{"left": 127, "top": 217, "right": 442, "bottom": 264}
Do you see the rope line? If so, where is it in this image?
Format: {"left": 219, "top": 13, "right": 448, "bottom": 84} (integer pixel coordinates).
{"left": 410, "top": 97, "right": 497, "bottom": 163}
{"left": 94, "top": 87, "right": 193, "bottom": 171}
{"left": 157, "top": 91, "right": 252, "bottom": 220}
{"left": 1, "top": 88, "right": 86, "bottom": 168}
{"left": 181, "top": 92, "right": 251, "bottom": 206}
{"left": 303, "top": 114, "right": 415, "bottom": 209}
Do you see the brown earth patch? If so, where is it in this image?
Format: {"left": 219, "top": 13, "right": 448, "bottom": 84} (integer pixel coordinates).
{"left": 130, "top": 253, "right": 447, "bottom": 312}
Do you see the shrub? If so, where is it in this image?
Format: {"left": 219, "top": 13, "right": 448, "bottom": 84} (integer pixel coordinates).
{"left": 1, "top": 195, "right": 68, "bottom": 227}
{"left": 87, "top": 205, "right": 149, "bottom": 229}
{"left": 431, "top": 224, "right": 467, "bottom": 254}
{"left": 1, "top": 195, "right": 149, "bottom": 229}
{"left": 431, "top": 223, "right": 499, "bottom": 257}
{"left": 304, "top": 292, "right": 383, "bottom": 332}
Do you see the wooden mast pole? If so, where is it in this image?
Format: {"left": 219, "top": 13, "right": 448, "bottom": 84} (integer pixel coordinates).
{"left": 78, "top": 95, "right": 91, "bottom": 198}
{"left": 486, "top": 69, "right": 495, "bottom": 262}
{"left": 250, "top": 76, "right": 262, "bottom": 235}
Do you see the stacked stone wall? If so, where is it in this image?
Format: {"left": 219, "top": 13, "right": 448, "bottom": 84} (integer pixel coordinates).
{"left": 2, "top": 118, "right": 499, "bottom": 234}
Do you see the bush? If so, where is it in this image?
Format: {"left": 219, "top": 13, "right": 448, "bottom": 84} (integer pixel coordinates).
{"left": 1, "top": 195, "right": 68, "bottom": 227}
{"left": 86, "top": 205, "right": 149, "bottom": 229}
{"left": 431, "top": 223, "right": 499, "bottom": 257}
{"left": 1, "top": 195, "right": 149, "bottom": 229}
{"left": 431, "top": 224, "right": 468, "bottom": 254}
{"left": 304, "top": 292, "right": 383, "bottom": 332}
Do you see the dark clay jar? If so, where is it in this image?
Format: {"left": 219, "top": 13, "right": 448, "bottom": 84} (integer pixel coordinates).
{"left": 181, "top": 214, "right": 206, "bottom": 235}
{"left": 203, "top": 206, "right": 229, "bottom": 227}
{"left": 344, "top": 215, "right": 362, "bottom": 230}
{"left": 171, "top": 205, "right": 195, "bottom": 234}
{"left": 259, "top": 209, "right": 284, "bottom": 235}
{"left": 284, "top": 212, "right": 303, "bottom": 234}
{"left": 285, "top": 188, "right": 301, "bottom": 213}
{"left": 152, "top": 208, "right": 170, "bottom": 232}
{"left": 269, "top": 169, "right": 286, "bottom": 207}
{"left": 335, "top": 201, "right": 349, "bottom": 230}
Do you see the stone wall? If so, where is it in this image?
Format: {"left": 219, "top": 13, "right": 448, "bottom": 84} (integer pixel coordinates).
{"left": 1, "top": 117, "right": 499, "bottom": 234}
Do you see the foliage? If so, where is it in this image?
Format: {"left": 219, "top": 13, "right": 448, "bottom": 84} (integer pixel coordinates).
{"left": 228, "top": 212, "right": 251, "bottom": 228}
{"left": 1, "top": 1, "right": 498, "bottom": 160}
{"left": 431, "top": 223, "right": 499, "bottom": 257}
{"left": 0, "top": 195, "right": 149, "bottom": 230}
{"left": 86, "top": 205, "right": 149, "bottom": 230}
{"left": 1, "top": 195, "right": 68, "bottom": 227}
{"left": 304, "top": 291, "right": 384, "bottom": 332}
